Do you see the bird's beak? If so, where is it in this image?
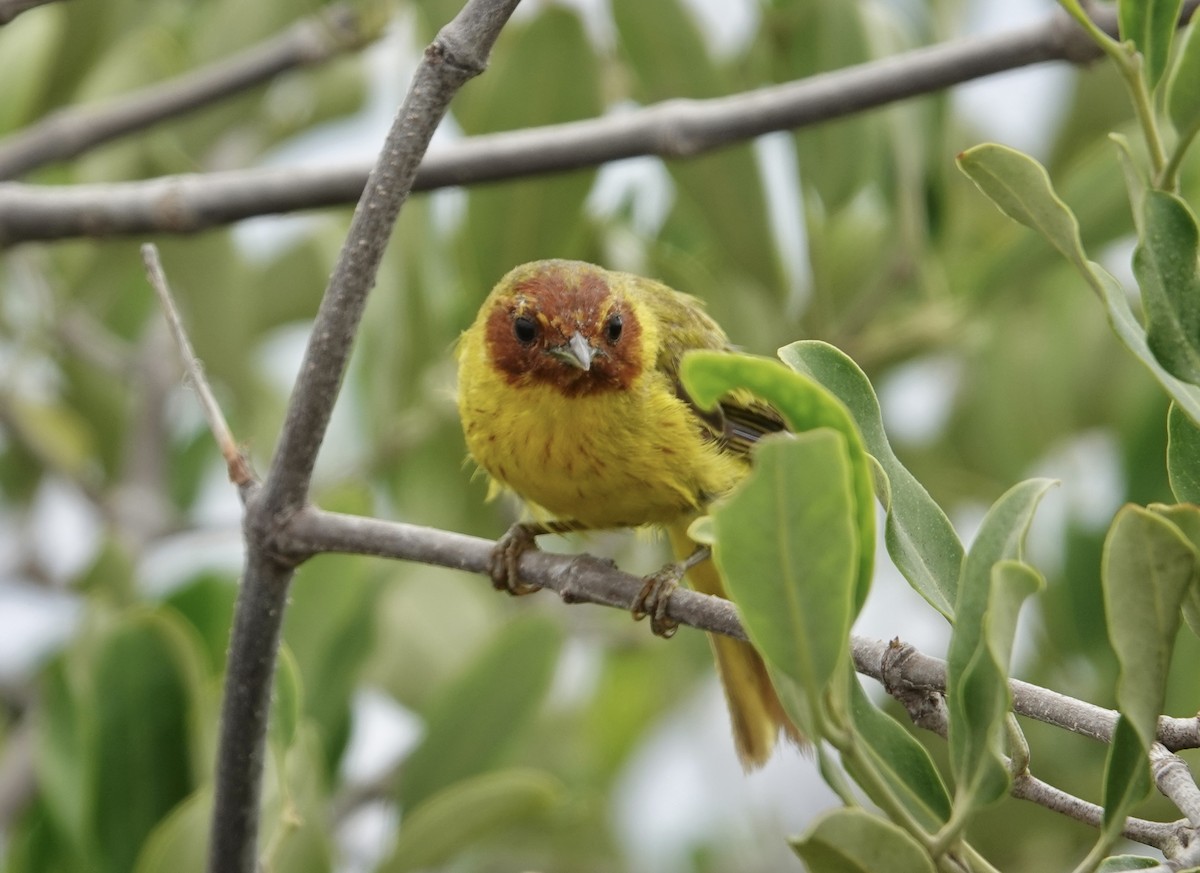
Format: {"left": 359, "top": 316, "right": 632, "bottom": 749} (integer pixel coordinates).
{"left": 547, "top": 331, "right": 595, "bottom": 371}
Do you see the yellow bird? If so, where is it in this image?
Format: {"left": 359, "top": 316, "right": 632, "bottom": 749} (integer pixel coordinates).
{"left": 457, "top": 259, "right": 799, "bottom": 767}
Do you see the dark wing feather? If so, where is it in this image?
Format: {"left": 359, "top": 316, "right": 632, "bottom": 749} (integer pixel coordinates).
{"left": 630, "top": 273, "right": 787, "bottom": 459}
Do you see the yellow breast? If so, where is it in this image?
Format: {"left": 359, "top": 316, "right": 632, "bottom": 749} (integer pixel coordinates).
{"left": 457, "top": 334, "right": 745, "bottom": 530}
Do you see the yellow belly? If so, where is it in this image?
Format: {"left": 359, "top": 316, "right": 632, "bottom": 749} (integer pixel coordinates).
{"left": 459, "top": 372, "right": 745, "bottom": 529}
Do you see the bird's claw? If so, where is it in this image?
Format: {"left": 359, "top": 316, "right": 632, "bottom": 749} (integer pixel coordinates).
{"left": 489, "top": 523, "right": 543, "bottom": 596}
{"left": 632, "top": 563, "right": 684, "bottom": 638}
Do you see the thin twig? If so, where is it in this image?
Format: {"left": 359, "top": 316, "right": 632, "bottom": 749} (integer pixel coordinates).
{"left": 0, "top": 0, "right": 62, "bottom": 26}
{"left": 3, "top": 0, "right": 1197, "bottom": 245}
{"left": 207, "top": 4, "right": 521, "bottom": 873}
{"left": 140, "top": 243, "right": 254, "bottom": 490}
{"left": 0, "top": 6, "right": 375, "bottom": 180}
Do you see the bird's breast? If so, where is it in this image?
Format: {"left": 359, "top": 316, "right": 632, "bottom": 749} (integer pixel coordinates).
{"left": 459, "top": 370, "right": 745, "bottom": 529}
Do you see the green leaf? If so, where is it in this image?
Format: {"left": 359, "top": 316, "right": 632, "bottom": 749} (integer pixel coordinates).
{"left": 384, "top": 769, "right": 562, "bottom": 873}
{"left": 779, "top": 340, "right": 961, "bottom": 619}
{"left": 1104, "top": 505, "right": 1195, "bottom": 745}
{"left": 1168, "top": 403, "right": 1200, "bottom": 502}
{"left": 957, "top": 144, "right": 1092, "bottom": 278}
{"left": 398, "top": 616, "right": 563, "bottom": 809}
{"left": 1098, "top": 854, "right": 1167, "bottom": 871}
{"left": 790, "top": 808, "right": 935, "bottom": 873}
{"left": 612, "top": 0, "right": 783, "bottom": 293}
{"left": 1167, "top": 20, "right": 1200, "bottom": 140}
{"left": 1147, "top": 502, "right": 1200, "bottom": 638}
{"left": 1134, "top": 191, "right": 1200, "bottom": 383}
{"left": 682, "top": 351, "right": 876, "bottom": 612}
{"left": 270, "top": 645, "right": 303, "bottom": 752}
{"left": 948, "top": 481, "right": 1053, "bottom": 812}
{"left": 92, "top": 612, "right": 205, "bottom": 873}
{"left": 1094, "top": 261, "right": 1200, "bottom": 422}
{"left": 1118, "top": 0, "right": 1184, "bottom": 89}
{"left": 958, "top": 144, "right": 1200, "bottom": 419}
{"left": 711, "top": 430, "right": 859, "bottom": 732}
{"left": 1101, "top": 716, "right": 1154, "bottom": 847}
{"left": 132, "top": 788, "right": 210, "bottom": 873}
{"left": 845, "top": 678, "right": 952, "bottom": 831}
{"left": 455, "top": 7, "right": 601, "bottom": 292}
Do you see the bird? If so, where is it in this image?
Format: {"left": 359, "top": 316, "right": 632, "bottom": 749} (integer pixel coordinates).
{"left": 456, "top": 258, "right": 800, "bottom": 767}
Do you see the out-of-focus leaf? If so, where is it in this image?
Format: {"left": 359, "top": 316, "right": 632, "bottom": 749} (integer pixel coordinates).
{"left": 780, "top": 340, "right": 961, "bottom": 619}
{"left": 4, "top": 398, "right": 95, "bottom": 480}
{"left": 1133, "top": 191, "right": 1200, "bottom": 384}
{"left": 132, "top": 787, "right": 210, "bottom": 873}
{"left": 612, "top": 0, "right": 784, "bottom": 294}
{"left": 845, "top": 678, "right": 951, "bottom": 831}
{"left": 456, "top": 7, "right": 601, "bottom": 291}
{"left": 398, "top": 615, "right": 562, "bottom": 809}
{"left": 711, "top": 430, "right": 858, "bottom": 734}
{"left": 1167, "top": 20, "right": 1200, "bottom": 140}
{"left": 682, "top": 351, "right": 875, "bottom": 612}
{"left": 1118, "top": 0, "right": 1184, "bottom": 89}
{"left": 259, "top": 725, "right": 333, "bottom": 873}
{"left": 0, "top": 6, "right": 66, "bottom": 136}
{"left": 164, "top": 573, "right": 237, "bottom": 674}
{"left": 948, "top": 481, "right": 1052, "bottom": 813}
{"left": 790, "top": 808, "right": 935, "bottom": 873}
{"left": 92, "top": 611, "right": 205, "bottom": 873}
{"left": 384, "top": 769, "right": 563, "bottom": 873}
{"left": 284, "top": 554, "right": 382, "bottom": 773}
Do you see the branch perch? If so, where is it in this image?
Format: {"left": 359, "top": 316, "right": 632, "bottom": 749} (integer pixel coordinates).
{"left": 0, "top": 5, "right": 374, "bottom": 180}
{"left": 5, "top": 0, "right": 1197, "bottom": 244}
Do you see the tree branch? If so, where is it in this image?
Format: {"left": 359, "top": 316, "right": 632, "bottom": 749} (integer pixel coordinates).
{"left": 203, "top": 3, "right": 520, "bottom": 873}
{"left": 0, "top": 5, "right": 375, "bottom": 180}
{"left": 4, "top": 0, "right": 1197, "bottom": 245}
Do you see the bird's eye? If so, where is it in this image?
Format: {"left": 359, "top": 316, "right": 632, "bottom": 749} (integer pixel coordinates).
{"left": 605, "top": 313, "right": 623, "bottom": 343}
{"left": 513, "top": 315, "right": 538, "bottom": 345}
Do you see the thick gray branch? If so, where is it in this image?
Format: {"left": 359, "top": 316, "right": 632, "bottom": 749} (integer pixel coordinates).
{"left": 206, "top": 3, "right": 519, "bottom": 873}
{"left": 0, "top": 6, "right": 373, "bottom": 180}
{"left": 3, "top": 1, "right": 1197, "bottom": 245}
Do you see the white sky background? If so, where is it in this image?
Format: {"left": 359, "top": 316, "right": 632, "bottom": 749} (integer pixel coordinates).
{"left": 0, "top": 0, "right": 1129, "bottom": 870}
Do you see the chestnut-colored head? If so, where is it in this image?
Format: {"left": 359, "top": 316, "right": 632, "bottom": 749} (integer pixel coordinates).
{"left": 481, "top": 260, "right": 646, "bottom": 397}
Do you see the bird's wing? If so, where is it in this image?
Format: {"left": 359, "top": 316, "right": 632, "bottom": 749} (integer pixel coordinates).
{"left": 636, "top": 277, "right": 786, "bottom": 460}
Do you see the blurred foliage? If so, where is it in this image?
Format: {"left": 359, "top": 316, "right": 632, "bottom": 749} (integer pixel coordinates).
{"left": 2, "top": 0, "right": 1199, "bottom": 872}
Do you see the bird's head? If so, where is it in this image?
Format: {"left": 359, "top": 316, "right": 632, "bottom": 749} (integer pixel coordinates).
{"left": 480, "top": 260, "right": 646, "bottom": 397}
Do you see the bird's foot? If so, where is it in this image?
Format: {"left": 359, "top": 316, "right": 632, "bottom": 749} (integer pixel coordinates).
{"left": 489, "top": 522, "right": 545, "bottom": 596}
{"left": 632, "top": 546, "right": 711, "bottom": 638}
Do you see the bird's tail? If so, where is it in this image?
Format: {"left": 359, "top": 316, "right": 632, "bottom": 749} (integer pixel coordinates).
{"left": 667, "top": 522, "right": 803, "bottom": 769}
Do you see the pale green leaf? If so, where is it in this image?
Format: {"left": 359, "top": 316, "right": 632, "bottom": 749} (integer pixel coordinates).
{"left": 845, "top": 678, "right": 951, "bottom": 831}
{"left": 948, "top": 481, "right": 1053, "bottom": 811}
{"left": 1133, "top": 190, "right": 1200, "bottom": 384}
{"left": 1148, "top": 502, "right": 1200, "bottom": 638}
{"left": 957, "top": 144, "right": 1090, "bottom": 277}
{"left": 779, "top": 340, "right": 961, "bottom": 619}
{"left": 1167, "top": 403, "right": 1200, "bottom": 503}
{"left": 398, "top": 616, "right": 562, "bottom": 809}
{"left": 1103, "top": 504, "right": 1196, "bottom": 745}
{"left": 1119, "top": 0, "right": 1184, "bottom": 89}
{"left": 711, "top": 430, "right": 858, "bottom": 729}
{"left": 682, "top": 350, "right": 875, "bottom": 612}
{"left": 1166, "top": 20, "right": 1200, "bottom": 140}
{"left": 1101, "top": 716, "right": 1154, "bottom": 846}
{"left": 1098, "top": 855, "right": 1165, "bottom": 871}
{"left": 384, "top": 770, "right": 562, "bottom": 873}
{"left": 790, "top": 808, "right": 935, "bottom": 873}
